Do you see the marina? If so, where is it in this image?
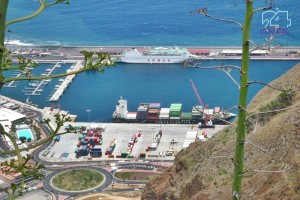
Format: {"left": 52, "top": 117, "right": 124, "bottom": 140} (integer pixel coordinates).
{"left": 21, "top": 62, "right": 62, "bottom": 96}
{"left": 48, "top": 61, "right": 83, "bottom": 102}
{"left": 3, "top": 71, "right": 24, "bottom": 88}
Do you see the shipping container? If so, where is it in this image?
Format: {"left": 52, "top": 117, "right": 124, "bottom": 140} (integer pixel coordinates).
{"left": 149, "top": 103, "right": 161, "bottom": 109}
{"left": 121, "top": 152, "right": 128, "bottom": 158}
{"left": 139, "top": 152, "right": 146, "bottom": 158}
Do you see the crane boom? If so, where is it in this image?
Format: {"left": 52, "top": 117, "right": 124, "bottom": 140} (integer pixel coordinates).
{"left": 190, "top": 79, "right": 204, "bottom": 109}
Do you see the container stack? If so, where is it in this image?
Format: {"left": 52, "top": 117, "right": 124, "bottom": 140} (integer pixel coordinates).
{"left": 147, "top": 103, "right": 161, "bottom": 121}
{"left": 105, "top": 138, "right": 117, "bottom": 155}
{"left": 136, "top": 103, "right": 149, "bottom": 121}
{"left": 76, "top": 145, "right": 89, "bottom": 156}
{"left": 181, "top": 112, "right": 192, "bottom": 123}
{"left": 75, "top": 129, "right": 103, "bottom": 157}
{"left": 169, "top": 103, "right": 182, "bottom": 120}
{"left": 127, "top": 134, "right": 138, "bottom": 154}
{"left": 159, "top": 108, "right": 170, "bottom": 121}
{"left": 90, "top": 145, "right": 102, "bottom": 157}
{"left": 192, "top": 105, "right": 203, "bottom": 122}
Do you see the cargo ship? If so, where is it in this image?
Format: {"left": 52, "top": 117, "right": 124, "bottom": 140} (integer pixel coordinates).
{"left": 112, "top": 97, "right": 236, "bottom": 125}
{"left": 120, "top": 47, "right": 193, "bottom": 64}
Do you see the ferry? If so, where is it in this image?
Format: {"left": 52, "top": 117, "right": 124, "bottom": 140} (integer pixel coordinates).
{"left": 112, "top": 97, "right": 236, "bottom": 125}
{"left": 121, "top": 47, "right": 193, "bottom": 64}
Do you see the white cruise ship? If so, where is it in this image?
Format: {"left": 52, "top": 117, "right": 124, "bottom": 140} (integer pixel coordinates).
{"left": 121, "top": 47, "right": 192, "bottom": 64}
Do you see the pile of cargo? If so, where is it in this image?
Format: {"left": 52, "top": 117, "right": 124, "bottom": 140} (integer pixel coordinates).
{"left": 147, "top": 103, "right": 161, "bottom": 121}
{"left": 169, "top": 103, "right": 182, "bottom": 120}
{"left": 105, "top": 138, "right": 117, "bottom": 156}
{"left": 192, "top": 105, "right": 203, "bottom": 121}
{"left": 136, "top": 103, "right": 149, "bottom": 121}
{"left": 115, "top": 131, "right": 142, "bottom": 159}
{"left": 148, "top": 129, "right": 162, "bottom": 151}
{"left": 159, "top": 108, "right": 170, "bottom": 120}
{"left": 113, "top": 97, "right": 236, "bottom": 124}
{"left": 127, "top": 134, "right": 138, "bottom": 154}
{"left": 75, "top": 129, "right": 102, "bottom": 157}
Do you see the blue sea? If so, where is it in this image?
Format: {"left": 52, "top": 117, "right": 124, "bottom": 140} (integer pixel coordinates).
{"left": 6, "top": 0, "right": 299, "bottom": 46}
{"left": 2, "top": 1, "right": 300, "bottom": 122}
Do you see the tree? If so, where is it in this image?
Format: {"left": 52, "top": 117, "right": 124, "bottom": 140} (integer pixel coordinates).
{"left": 0, "top": 1, "right": 114, "bottom": 199}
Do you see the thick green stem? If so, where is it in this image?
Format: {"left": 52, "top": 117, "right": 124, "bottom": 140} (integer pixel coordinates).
{"left": 0, "top": 0, "right": 8, "bottom": 47}
{"left": 0, "top": 0, "right": 9, "bottom": 84}
{"left": 232, "top": 1, "right": 253, "bottom": 199}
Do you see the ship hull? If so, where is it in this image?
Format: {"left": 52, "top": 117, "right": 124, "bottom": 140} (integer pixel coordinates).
{"left": 121, "top": 56, "right": 189, "bottom": 64}
{"left": 121, "top": 47, "right": 191, "bottom": 64}
{"left": 112, "top": 115, "right": 235, "bottom": 125}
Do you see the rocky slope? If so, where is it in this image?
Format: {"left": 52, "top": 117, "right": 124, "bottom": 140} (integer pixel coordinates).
{"left": 141, "top": 64, "right": 300, "bottom": 200}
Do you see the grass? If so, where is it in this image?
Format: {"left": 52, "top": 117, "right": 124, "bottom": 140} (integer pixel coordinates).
{"left": 52, "top": 169, "right": 104, "bottom": 191}
{"left": 114, "top": 171, "right": 159, "bottom": 181}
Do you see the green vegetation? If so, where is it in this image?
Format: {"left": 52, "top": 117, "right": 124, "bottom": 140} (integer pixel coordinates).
{"left": 52, "top": 169, "right": 104, "bottom": 191}
{"left": 114, "top": 171, "right": 159, "bottom": 181}
{"left": 247, "top": 91, "right": 295, "bottom": 131}
{"left": 259, "top": 92, "right": 294, "bottom": 113}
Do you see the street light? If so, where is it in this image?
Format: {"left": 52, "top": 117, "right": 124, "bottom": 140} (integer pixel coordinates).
{"left": 86, "top": 109, "right": 91, "bottom": 129}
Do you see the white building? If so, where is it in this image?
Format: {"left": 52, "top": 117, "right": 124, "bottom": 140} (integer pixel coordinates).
{"left": 0, "top": 108, "right": 26, "bottom": 124}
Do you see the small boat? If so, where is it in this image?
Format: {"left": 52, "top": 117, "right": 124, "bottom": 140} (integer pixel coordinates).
{"left": 29, "top": 83, "right": 38, "bottom": 87}
{"left": 58, "top": 79, "right": 64, "bottom": 82}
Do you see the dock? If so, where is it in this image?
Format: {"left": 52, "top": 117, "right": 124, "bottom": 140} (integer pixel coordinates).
{"left": 22, "top": 62, "right": 61, "bottom": 96}
{"left": 3, "top": 71, "right": 24, "bottom": 88}
{"left": 48, "top": 61, "right": 83, "bottom": 101}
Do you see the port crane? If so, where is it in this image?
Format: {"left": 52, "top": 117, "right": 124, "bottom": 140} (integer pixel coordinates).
{"left": 189, "top": 79, "right": 214, "bottom": 128}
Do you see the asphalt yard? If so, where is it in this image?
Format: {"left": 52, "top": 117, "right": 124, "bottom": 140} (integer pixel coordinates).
{"left": 39, "top": 123, "right": 226, "bottom": 162}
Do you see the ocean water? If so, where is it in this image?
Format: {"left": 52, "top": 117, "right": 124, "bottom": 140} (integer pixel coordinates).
{"left": 2, "top": 0, "right": 299, "bottom": 122}
{"left": 1, "top": 60, "right": 298, "bottom": 122}
{"left": 6, "top": 0, "right": 300, "bottom": 46}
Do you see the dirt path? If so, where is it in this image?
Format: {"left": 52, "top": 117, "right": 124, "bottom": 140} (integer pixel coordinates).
{"left": 75, "top": 191, "right": 142, "bottom": 200}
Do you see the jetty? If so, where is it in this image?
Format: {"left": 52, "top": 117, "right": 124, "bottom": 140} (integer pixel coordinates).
{"left": 48, "top": 61, "right": 83, "bottom": 101}
{"left": 22, "top": 62, "right": 61, "bottom": 96}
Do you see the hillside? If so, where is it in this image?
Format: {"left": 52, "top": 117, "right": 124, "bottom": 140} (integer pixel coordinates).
{"left": 141, "top": 64, "right": 300, "bottom": 200}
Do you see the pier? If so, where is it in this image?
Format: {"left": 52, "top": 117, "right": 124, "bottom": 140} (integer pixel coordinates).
{"left": 3, "top": 72, "right": 22, "bottom": 88}
{"left": 48, "top": 61, "right": 83, "bottom": 101}
{"left": 22, "top": 62, "right": 61, "bottom": 96}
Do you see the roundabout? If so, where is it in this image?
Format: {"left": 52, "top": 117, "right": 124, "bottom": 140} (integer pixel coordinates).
{"left": 43, "top": 166, "right": 113, "bottom": 196}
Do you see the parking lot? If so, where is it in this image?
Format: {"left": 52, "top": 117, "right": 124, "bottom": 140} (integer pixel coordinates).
{"left": 39, "top": 123, "right": 226, "bottom": 162}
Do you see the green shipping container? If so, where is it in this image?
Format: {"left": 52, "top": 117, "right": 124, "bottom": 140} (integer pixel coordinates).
{"left": 127, "top": 155, "right": 134, "bottom": 158}
{"left": 181, "top": 112, "right": 192, "bottom": 120}
{"left": 121, "top": 152, "right": 128, "bottom": 158}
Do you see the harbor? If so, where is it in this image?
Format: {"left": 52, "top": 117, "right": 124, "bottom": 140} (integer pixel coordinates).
{"left": 21, "top": 62, "right": 61, "bottom": 96}
{"left": 0, "top": 45, "right": 299, "bottom": 123}
{"left": 7, "top": 45, "right": 300, "bottom": 63}
{"left": 47, "top": 61, "right": 83, "bottom": 101}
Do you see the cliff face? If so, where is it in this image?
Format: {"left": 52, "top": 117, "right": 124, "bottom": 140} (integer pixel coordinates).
{"left": 141, "top": 64, "right": 300, "bottom": 200}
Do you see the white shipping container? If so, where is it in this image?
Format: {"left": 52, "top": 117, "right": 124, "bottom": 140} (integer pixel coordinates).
{"left": 160, "top": 108, "right": 170, "bottom": 114}
{"left": 204, "top": 109, "right": 214, "bottom": 115}
{"left": 127, "top": 113, "right": 137, "bottom": 119}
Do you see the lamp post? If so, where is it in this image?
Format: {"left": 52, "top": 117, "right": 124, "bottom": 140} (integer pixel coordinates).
{"left": 86, "top": 109, "right": 91, "bottom": 129}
